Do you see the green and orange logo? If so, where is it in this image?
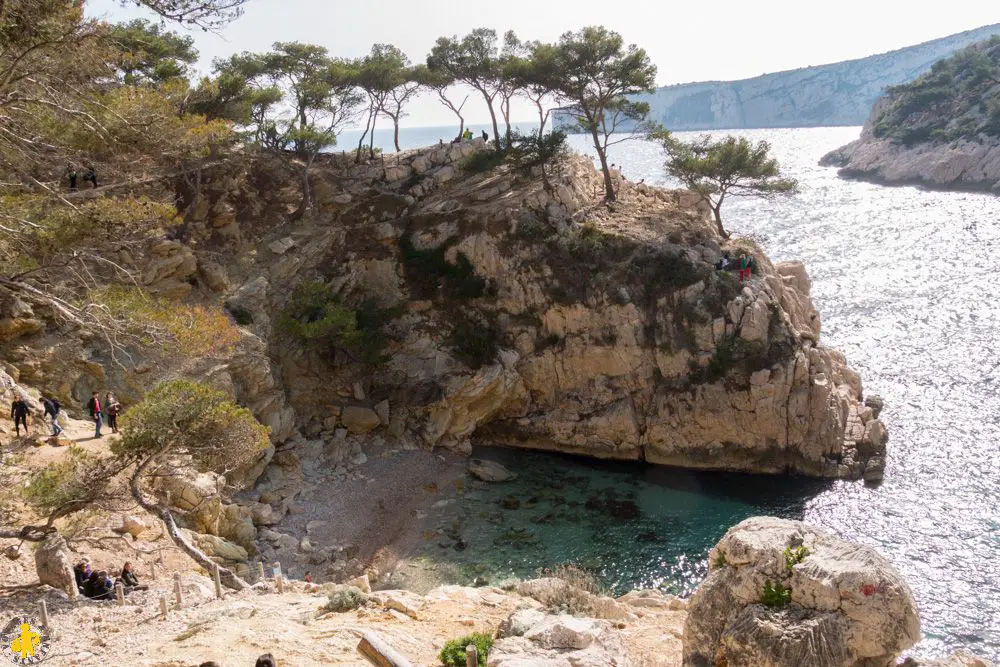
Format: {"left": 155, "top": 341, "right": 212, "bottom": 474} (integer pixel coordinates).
{"left": 1, "top": 616, "right": 49, "bottom": 664}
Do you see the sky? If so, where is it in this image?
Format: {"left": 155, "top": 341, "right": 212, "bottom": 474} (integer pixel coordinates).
{"left": 89, "top": 0, "right": 1000, "bottom": 128}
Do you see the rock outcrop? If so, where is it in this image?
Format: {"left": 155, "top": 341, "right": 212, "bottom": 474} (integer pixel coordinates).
{"left": 822, "top": 37, "right": 1000, "bottom": 193}
{"left": 199, "top": 141, "right": 886, "bottom": 480}
{"left": 683, "top": 516, "right": 920, "bottom": 667}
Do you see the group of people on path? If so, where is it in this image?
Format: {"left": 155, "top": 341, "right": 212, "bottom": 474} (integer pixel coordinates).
{"left": 8, "top": 390, "right": 122, "bottom": 439}
{"left": 73, "top": 560, "right": 146, "bottom": 600}
{"left": 65, "top": 163, "right": 98, "bottom": 191}
{"left": 715, "top": 252, "right": 757, "bottom": 282}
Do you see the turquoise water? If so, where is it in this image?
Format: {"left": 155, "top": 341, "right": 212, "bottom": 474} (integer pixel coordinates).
{"left": 419, "top": 447, "right": 829, "bottom": 596}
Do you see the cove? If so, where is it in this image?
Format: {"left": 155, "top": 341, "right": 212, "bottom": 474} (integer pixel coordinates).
{"left": 414, "top": 445, "right": 830, "bottom": 595}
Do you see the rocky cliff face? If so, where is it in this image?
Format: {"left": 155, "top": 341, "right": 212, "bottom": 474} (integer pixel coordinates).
{"left": 555, "top": 24, "right": 1000, "bottom": 132}
{"left": 0, "top": 139, "right": 887, "bottom": 481}
{"left": 187, "top": 140, "right": 886, "bottom": 481}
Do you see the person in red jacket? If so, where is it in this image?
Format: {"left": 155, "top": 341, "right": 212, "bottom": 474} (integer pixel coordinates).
{"left": 86, "top": 391, "right": 102, "bottom": 438}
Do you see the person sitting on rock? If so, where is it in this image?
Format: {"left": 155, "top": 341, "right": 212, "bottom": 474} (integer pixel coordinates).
{"left": 119, "top": 561, "right": 147, "bottom": 593}
{"left": 84, "top": 570, "right": 113, "bottom": 600}
{"left": 74, "top": 562, "right": 91, "bottom": 594}
{"left": 10, "top": 394, "right": 29, "bottom": 437}
{"left": 255, "top": 654, "right": 276, "bottom": 667}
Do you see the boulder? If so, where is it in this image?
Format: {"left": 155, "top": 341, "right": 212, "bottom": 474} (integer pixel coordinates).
{"left": 469, "top": 458, "right": 516, "bottom": 482}
{"left": 341, "top": 406, "right": 380, "bottom": 434}
{"left": 34, "top": 534, "right": 77, "bottom": 598}
{"left": 114, "top": 515, "right": 150, "bottom": 539}
{"left": 682, "top": 516, "right": 920, "bottom": 667}
{"left": 183, "top": 530, "right": 249, "bottom": 562}
{"left": 344, "top": 574, "right": 371, "bottom": 594}
{"left": 490, "top": 612, "right": 633, "bottom": 667}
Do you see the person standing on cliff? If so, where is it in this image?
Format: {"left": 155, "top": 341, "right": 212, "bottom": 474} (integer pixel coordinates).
{"left": 10, "top": 394, "right": 29, "bottom": 436}
{"left": 87, "top": 391, "right": 102, "bottom": 438}
{"left": 66, "top": 163, "right": 78, "bottom": 191}
{"left": 41, "top": 393, "right": 62, "bottom": 437}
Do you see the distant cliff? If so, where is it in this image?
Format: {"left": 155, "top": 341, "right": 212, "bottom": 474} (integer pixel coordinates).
{"left": 555, "top": 24, "right": 1000, "bottom": 132}
{"left": 821, "top": 36, "right": 1000, "bottom": 192}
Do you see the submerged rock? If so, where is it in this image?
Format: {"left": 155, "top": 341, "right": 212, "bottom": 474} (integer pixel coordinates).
{"left": 682, "top": 516, "right": 920, "bottom": 667}
{"left": 469, "top": 458, "right": 516, "bottom": 482}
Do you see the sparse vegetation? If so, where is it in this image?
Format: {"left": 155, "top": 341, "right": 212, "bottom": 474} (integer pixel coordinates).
{"left": 689, "top": 335, "right": 769, "bottom": 385}
{"left": 399, "top": 235, "right": 488, "bottom": 300}
{"left": 874, "top": 36, "right": 1000, "bottom": 143}
{"left": 276, "top": 281, "right": 392, "bottom": 363}
{"left": 322, "top": 586, "right": 368, "bottom": 612}
{"left": 761, "top": 580, "right": 792, "bottom": 607}
{"left": 784, "top": 545, "right": 811, "bottom": 570}
{"left": 439, "top": 633, "right": 493, "bottom": 667}
{"left": 449, "top": 315, "right": 501, "bottom": 369}
{"left": 541, "top": 563, "right": 607, "bottom": 596}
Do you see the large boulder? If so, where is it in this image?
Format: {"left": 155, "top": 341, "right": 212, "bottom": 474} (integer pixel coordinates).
{"left": 683, "top": 517, "right": 920, "bottom": 667}
{"left": 489, "top": 612, "right": 633, "bottom": 667}
{"left": 34, "top": 534, "right": 77, "bottom": 599}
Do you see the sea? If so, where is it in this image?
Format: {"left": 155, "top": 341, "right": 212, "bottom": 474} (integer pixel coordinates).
{"left": 344, "top": 123, "right": 1000, "bottom": 660}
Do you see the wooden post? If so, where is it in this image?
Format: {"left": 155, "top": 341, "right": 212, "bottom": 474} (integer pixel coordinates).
{"left": 159, "top": 594, "right": 168, "bottom": 619}
{"left": 173, "top": 572, "right": 183, "bottom": 608}
{"left": 466, "top": 644, "right": 477, "bottom": 667}
{"left": 38, "top": 600, "right": 49, "bottom": 630}
{"left": 151, "top": 561, "right": 156, "bottom": 581}
{"left": 115, "top": 581, "right": 125, "bottom": 605}
{"left": 213, "top": 564, "right": 223, "bottom": 599}
{"left": 257, "top": 561, "right": 265, "bottom": 582}
{"left": 357, "top": 631, "right": 412, "bottom": 667}
{"left": 273, "top": 562, "right": 283, "bottom": 593}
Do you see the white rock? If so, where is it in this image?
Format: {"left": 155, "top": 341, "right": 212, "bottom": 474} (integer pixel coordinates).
{"left": 469, "top": 458, "right": 516, "bottom": 482}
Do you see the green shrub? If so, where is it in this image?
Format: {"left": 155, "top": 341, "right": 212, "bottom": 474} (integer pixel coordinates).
{"left": 277, "top": 281, "right": 393, "bottom": 363}
{"left": 323, "top": 586, "right": 368, "bottom": 612}
{"left": 450, "top": 315, "right": 500, "bottom": 369}
{"left": 690, "top": 335, "right": 768, "bottom": 384}
{"left": 399, "top": 235, "right": 487, "bottom": 300}
{"left": 439, "top": 633, "right": 493, "bottom": 667}
{"left": 462, "top": 147, "right": 508, "bottom": 174}
{"left": 784, "top": 545, "right": 811, "bottom": 570}
{"left": 228, "top": 305, "right": 254, "bottom": 326}
{"left": 761, "top": 580, "right": 792, "bottom": 608}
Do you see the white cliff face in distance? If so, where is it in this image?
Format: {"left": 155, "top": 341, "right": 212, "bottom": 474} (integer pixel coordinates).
{"left": 555, "top": 24, "right": 1000, "bottom": 131}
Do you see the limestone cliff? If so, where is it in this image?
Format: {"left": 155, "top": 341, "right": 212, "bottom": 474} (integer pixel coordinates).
{"left": 195, "top": 141, "right": 886, "bottom": 480}
{"left": 822, "top": 37, "right": 1000, "bottom": 192}
{"left": 0, "top": 139, "right": 887, "bottom": 481}
{"left": 555, "top": 24, "right": 1000, "bottom": 131}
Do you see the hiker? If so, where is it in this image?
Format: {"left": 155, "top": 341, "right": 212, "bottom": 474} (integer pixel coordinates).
{"left": 84, "top": 570, "right": 113, "bottom": 600}
{"left": 105, "top": 392, "right": 121, "bottom": 434}
{"left": 86, "top": 391, "right": 102, "bottom": 438}
{"left": 304, "top": 571, "right": 312, "bottom": 584}
{"left": 66, "top": 163, "right": 78, "bottom": 191}
{"left": 255, "top": 654, "right": 277, "bottom": 667}
{"left": 10, "top": 394, "right": 29, "bottom": 436}
{"left": 74, "top": 562, "right": 91, "bottom": 594}
{"left": 41, "top": 394, "right": 63, "bottom": 437}
{"left": 481, "top": 129, "right": 489, "bottom": 141}
{"left": 84, "top": 164, "right": 98, "bottom": 188}
{"left": 462, "top": 128, "right": 473, "bottom": 141}
{"left": 716, "top": 252, "right": 730, "bottom": 272}
{"left": 739, "top": 254, "right": 755, "bottom": 282}
{"left": 119, "top": 561, "right": 147, "bottom": 592}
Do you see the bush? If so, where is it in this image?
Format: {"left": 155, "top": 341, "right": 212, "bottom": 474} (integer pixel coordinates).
{"left": 784, "top": 545, "right": 810, "bottom": 570}
{"left": 276, "top": 281, "right": 392, "bottom": 363}
{"left": 761, "top": 580, "right": 792, "bottom": 608}
{"left": 450, "top": 315, "right": 500, "bottom": 369}
{"left": 462, "top": 147, "right": 508, "bottom": 174}
{"left": 540, "top": 563, "right": 606, "bottom": 597}
{"left": 323, "top": 586, "right": 368, "bottom": 612}
{"left": 439, "top": 633, "right": 493, "bottom": 667}
{"left": 227, "top": 305, "right": 254, "bottom": 326}
{"left": 399, "top": 235, "right": 487, "bottom": 300}
{"left": 689, "top": 334, "right": 768, "bottom": 385}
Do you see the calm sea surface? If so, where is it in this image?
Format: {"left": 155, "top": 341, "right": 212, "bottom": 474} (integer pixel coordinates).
{"left": 353, "top": 124, "right": 1000, "bottom": 660}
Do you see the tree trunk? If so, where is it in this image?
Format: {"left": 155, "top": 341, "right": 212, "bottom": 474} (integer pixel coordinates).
{"left": 502, "top": 97, "right": 512, "bottom": 144}
{"left": 589, "top": 124, "right": 616, "bottom": 202}
{"left": 393, "top": 116, "right": 401, "bottom": 153}
{"left": 291, "top": 153, "right": 316, "bottom": 222}
{"left": 713, "top": 205, "right": 729, "bottom": 238}
{"left": 536, "top": 103, "right": 546, "bottom": 142}
{"left": 130, "top": 460, "right": 249, "bottom": 592}
{"left": 484, "top": 96, "right": 500, "bottom": 147}
{"left": 356, "top": 109, "right": 373, "bottom": 163}
{"left": 368, "top": 111, "right": 377, "bottom": 158}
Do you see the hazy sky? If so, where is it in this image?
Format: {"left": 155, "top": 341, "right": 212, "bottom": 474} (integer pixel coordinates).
{"left": 89, "top": 0, "right": 999, "bottom": 128}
